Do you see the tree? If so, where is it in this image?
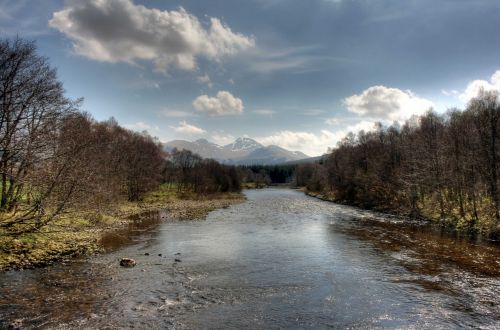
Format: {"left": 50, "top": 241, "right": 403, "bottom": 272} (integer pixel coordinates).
{"left": 0, "top": 37, "right": 81, "bottom": 233}
{"left": 469, "top": 90, "right": 500, "bottom": 220}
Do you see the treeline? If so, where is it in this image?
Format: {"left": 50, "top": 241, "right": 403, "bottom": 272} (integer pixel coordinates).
{"left": 297, "top": 91, "right": 500, "bottom": 237}
{"left": 238, "top": 164, "right": 296, "bottom": 187}
{"left": 164, "top": 149, "right": 241, "bottom": 194}
{"left": 0, "top": 38, "right": 240, "bottom": 235}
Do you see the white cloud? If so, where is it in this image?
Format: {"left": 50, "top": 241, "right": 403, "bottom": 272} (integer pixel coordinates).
{"left": 211, "top": 132, "right": 235, "bottom": 145}
{"left": 441, "top": 89, "right": 459, "bottom": 97}
{"left": 256, "top": 121, "right": 377, "bottom": 156}
{"left": 246, "top": 45, "right": 351, "bottom": 75}
{"left": 171, "top": 121, "right": 205, "bottom": 134}
{"left": 197, "top": 73, "right": 213, "bottom": 87}
{"left": 459, "top": 70, "right": 500, "bottom": 103}
{"left": 253, "top": 109, "right": 275, "bottom": 116}
{"left": 193, "top": 90, "right": 244, "bottom": 116}
{"left": 124, "top": 121, "right": 159, "bottom": 131}
{"left": 340, "top": 120, "right": 379, "bottom": 136}
{"left": 256, "top": 130, "right": 334, "bottom": 156}
{"left": 49, "top": 0, "right": 254, "bottom": 72}
{"left": 251, "top": 57, "right": 306, "bottom": 74}
{"left": 344, "top": 85, "right": 433, "bottom": 122}
{"left": 159, "top": 109, "right": 195, "bottom": 118}
{"left": 325, "top": 117, "right": 340, "bottom": 125}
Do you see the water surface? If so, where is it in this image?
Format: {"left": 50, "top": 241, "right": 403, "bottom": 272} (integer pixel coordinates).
{"left": 1, "top": 188, "right": 499, "bottom": 328}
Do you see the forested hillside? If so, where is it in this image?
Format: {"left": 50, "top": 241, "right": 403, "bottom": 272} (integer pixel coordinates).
{"left": 297, "top": 91, "right": 500, "bottom": 238}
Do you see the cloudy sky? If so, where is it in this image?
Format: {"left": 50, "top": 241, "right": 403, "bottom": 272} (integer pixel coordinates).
{"left": 2, "top": 0, "right": 500, "bottom": 156}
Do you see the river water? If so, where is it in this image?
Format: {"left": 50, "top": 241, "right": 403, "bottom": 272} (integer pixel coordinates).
{"left": 1, "top": 188, "right": 499, "bottom": 329}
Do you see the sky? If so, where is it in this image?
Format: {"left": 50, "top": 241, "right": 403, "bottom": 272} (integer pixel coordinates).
{"left": 1, "top": 0, "right": 500, "bottom": 156}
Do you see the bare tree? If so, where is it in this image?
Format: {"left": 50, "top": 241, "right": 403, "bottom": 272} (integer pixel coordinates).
{"left": 0, "top": 38, "right": 81, "bottom": 233}
{"left": 469, "top": 90, "right": 500, "bottom": 220}
{"left": 297, "top": 92, "right": 500, "bottom": 236}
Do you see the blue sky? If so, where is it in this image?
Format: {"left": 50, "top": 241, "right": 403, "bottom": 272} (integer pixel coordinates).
{"left": 1, "top": 0, "right": 500, "bottom": 155}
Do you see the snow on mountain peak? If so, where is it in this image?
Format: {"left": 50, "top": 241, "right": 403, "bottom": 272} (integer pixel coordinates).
{"left": 165, "top": 137, "right": 309, "bottom": 164}
{"left": 225, "top": 137, "right": 263, "bottom": 151}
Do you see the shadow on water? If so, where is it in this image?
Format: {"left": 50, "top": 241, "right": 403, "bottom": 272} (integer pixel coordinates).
{"left": 334, "top": 217, "right": 500, "bottom": 277}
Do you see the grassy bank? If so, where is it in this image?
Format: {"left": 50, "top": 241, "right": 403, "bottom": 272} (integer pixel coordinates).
{"left": 303, "top": 190, "right": 500, "bottom": 240}
{"left": 0, "top": 184, "right": 244, "bottom": 271}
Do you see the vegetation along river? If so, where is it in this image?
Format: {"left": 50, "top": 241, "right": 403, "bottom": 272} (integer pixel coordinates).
{"left": 1, "top": 188, "right": 499, "bottom": 328}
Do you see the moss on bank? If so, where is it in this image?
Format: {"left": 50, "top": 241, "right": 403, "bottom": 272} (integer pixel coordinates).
{"left": 0, "top": 184, "right": 244, "bottom": 271}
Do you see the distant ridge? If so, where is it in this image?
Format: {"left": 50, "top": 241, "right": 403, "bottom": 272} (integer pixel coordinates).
{"left": 164, "top": 137, "right": 310, "bottom": 165}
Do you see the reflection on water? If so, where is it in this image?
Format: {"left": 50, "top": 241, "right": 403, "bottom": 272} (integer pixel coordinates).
{"left": 99, "top": 210, "right": 164, "bottom": 251}
{"left": 0, "top": 188, "right": 499, "bottom": 329}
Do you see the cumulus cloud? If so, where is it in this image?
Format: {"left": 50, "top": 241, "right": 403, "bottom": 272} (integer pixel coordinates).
{"left": 171, "top": 121, "right": 205, "bottom": 134}
{"left": 459, "top": 70, "right": 500, "bottom": 103}
{"left": 193, "top": 91, "right": 244, "bottom": 116}
{"left": 344, "top": 85, "right": 433, "bottom": 122}
{"left": 256, "top": 121, "right": 377, "bottom": 156}
{"left": 49, "top": 0, "right": 254, "bottom": 72}
{"left": 257, "top": 130, "right": 334, "bottom": 156}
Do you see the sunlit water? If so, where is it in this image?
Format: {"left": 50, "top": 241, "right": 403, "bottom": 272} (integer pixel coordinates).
{"left": 1, "top": 188, "right": 499, "bottom": 329}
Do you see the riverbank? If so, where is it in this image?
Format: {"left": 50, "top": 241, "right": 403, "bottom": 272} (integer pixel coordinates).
{"left": 303, "top": 189, "right": 500, "bottom": 241}
{"left": 0, "top": 185, "right": 244, "bottom": 271}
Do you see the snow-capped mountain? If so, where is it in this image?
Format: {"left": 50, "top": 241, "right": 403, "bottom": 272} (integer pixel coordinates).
{"left": 224, "top": 137, "right": 263, "bottom": 152}
{"left": 164, "top": 137, "right": 309, "bottom": 165}
{"left": 240, "top": 145, "right": 309, "bottom": 165}
{"left": 164, "top": 138, "right": 225, "bottom": 159}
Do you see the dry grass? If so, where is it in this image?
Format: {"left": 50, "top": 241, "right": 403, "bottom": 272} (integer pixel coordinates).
{"left": 0, "top": 184, "right": 244, "bottom": 271}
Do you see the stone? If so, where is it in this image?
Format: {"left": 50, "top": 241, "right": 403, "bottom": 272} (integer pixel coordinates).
{"left": 119, "top": 258, "right": 136, "bottom": 268}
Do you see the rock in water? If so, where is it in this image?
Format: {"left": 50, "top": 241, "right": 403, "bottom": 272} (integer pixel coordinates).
{"left": 120, "top": 258, "right": 136, "bottom": 268}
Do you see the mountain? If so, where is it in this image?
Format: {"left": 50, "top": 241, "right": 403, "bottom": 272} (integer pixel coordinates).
{"left": 163, "top": 138, "right": 225, "bottom": 159}
{"left": 224, "top": 137, "right": 263, "bottom": 151}
{"left": 164, "top": 137, "right": 310, "bottom": 165}
{"left": 281, "top": 154, "right": 328, "bottom": 165}
{"left": 237, "top": 145, "right": 310, "bottom": 165}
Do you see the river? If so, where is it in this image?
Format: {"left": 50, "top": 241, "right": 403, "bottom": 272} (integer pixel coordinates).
{"left": 1, "top": 188, "right": 499, "bottom": 329}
